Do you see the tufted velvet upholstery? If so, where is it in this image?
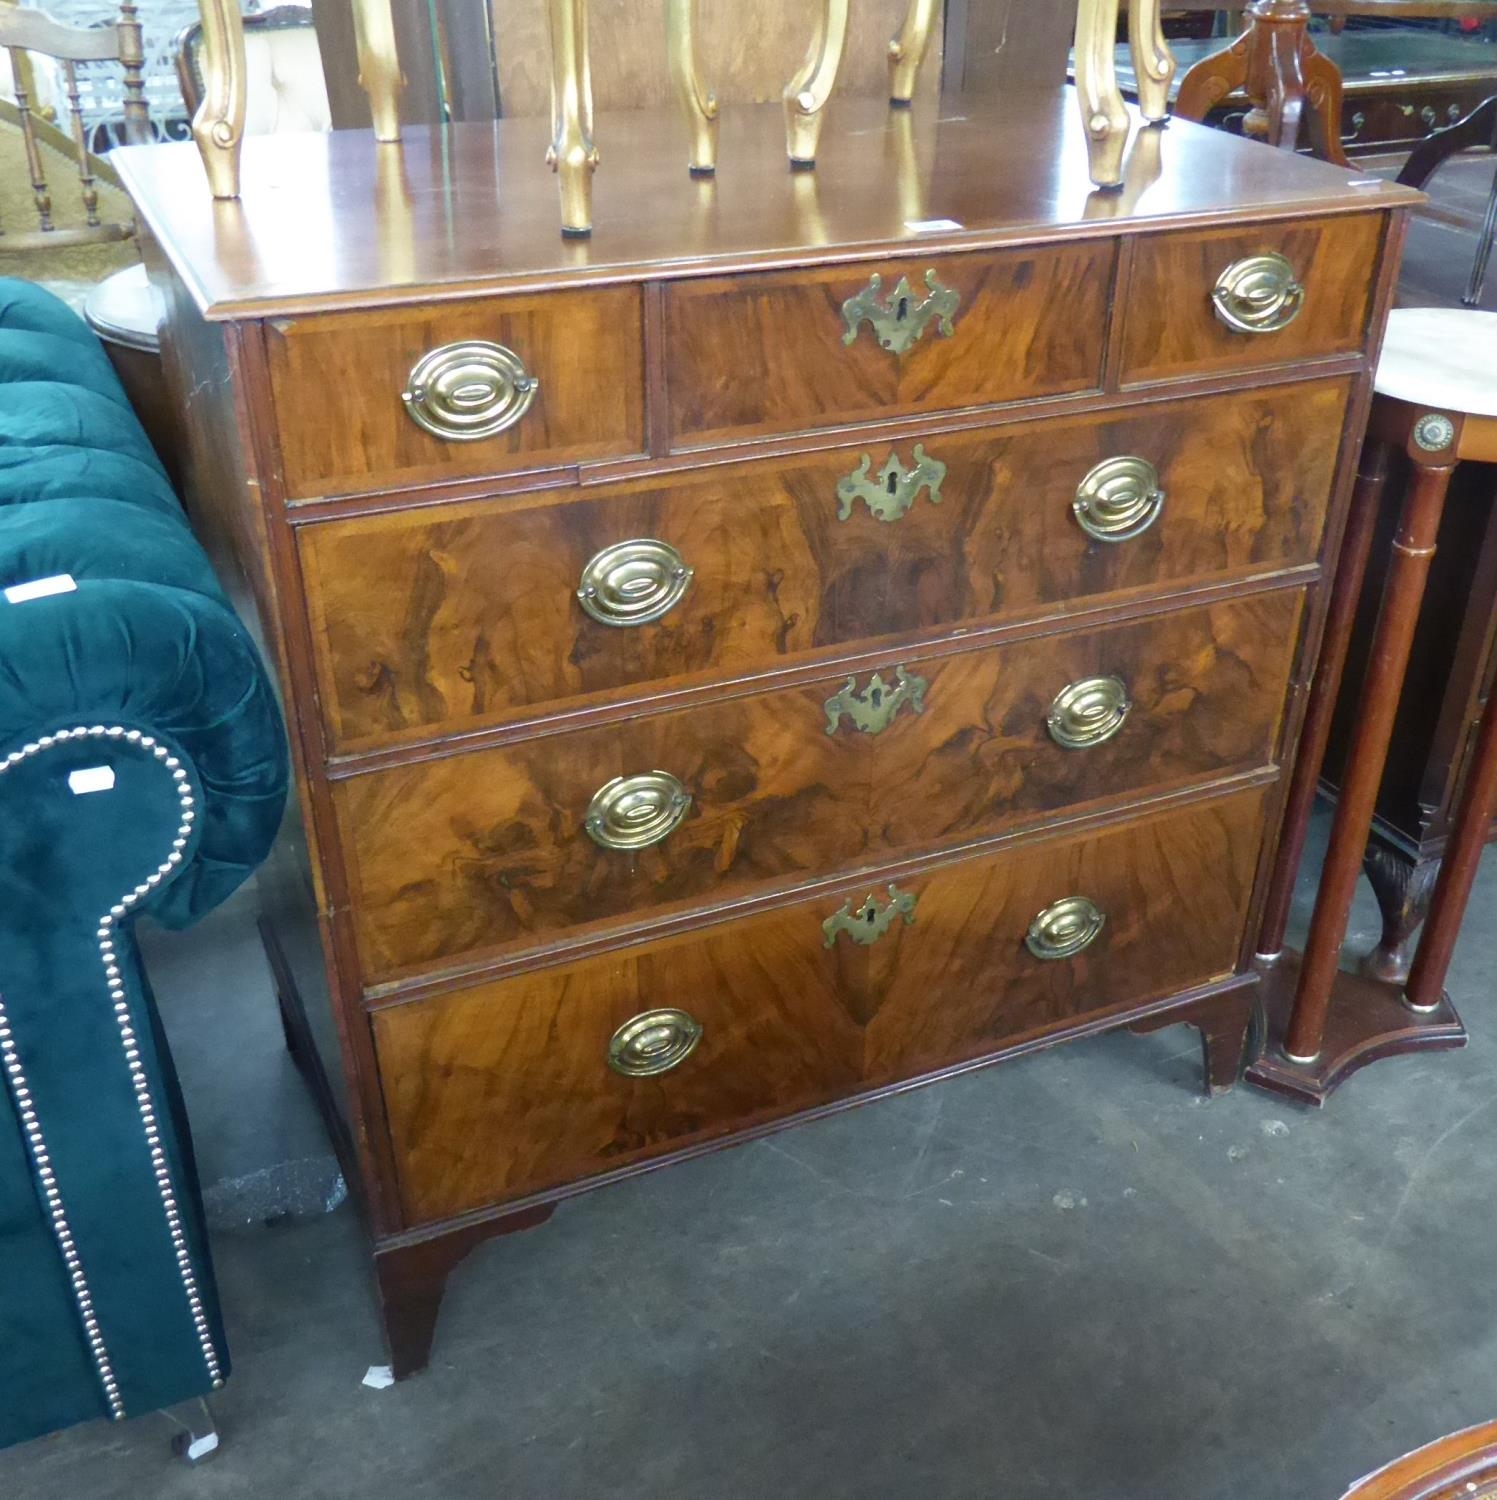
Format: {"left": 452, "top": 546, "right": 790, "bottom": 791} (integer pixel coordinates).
{"left": 0, "top": 280, "right": 288, "bottom": 1448}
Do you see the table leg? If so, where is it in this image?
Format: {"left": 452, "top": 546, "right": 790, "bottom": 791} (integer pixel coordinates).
{"left": 190, "top": 0, "right": 246, "bottom": 200}
{"left": 352, "top": 0, "right": 403, "bottom": 144}
{"left": 783, "top": 0, "right": 850, "bottom": 169}
{"left": 1282, "top": 456, "right": 1455, "bottom": 1063}
{"left": 1128, "top": 0, "right": 1175, "bottom": 124}
{"left": 1257, "top": 440, "right": 1389, "bottom": 962}
{"left": 887, "top": 0, "right": 939, "bottom": 108}
{"left": 1404, "top": 667, "right": 1497, "bottom": 1013}
{"left": 667, "top": 0, "right": 718, "bottom": 175}
{"left": 1463, "top": 161, "right": 1497, "bottom": 308}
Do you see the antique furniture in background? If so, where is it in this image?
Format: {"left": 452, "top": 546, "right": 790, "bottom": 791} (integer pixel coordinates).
{"left": 0, "top": 278, "right": 287, "bottom": 1451}
{"left": 175, "top": 3, "right": 329, "bottom": 135}
{"left": 0, "top": 0, "right": 148, "bottom": 251}
{"left": 1340, "top": 1418, "right": 1497, "bottom": 1498}
{"left": 116, "top": 89, "right": 1413, "bottom": 1375}
{"left": 1399, "top": 92, "right": 1497, "bottom": 305}
{"left": 1249, "top": 307, "right": 1496, "bottom": 1103}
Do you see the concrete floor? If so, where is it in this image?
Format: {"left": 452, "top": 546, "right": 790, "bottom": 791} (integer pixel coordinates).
{"left": 4, "top": 811, "right": 1497, "bottom": 1500}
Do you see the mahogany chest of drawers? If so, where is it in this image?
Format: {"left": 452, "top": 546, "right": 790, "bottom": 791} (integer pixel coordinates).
{"left": 115, "top": 90, "right": 1416, "bottom": 1376}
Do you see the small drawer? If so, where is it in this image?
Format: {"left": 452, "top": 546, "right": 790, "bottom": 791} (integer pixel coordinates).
{"left": 1118, "top": 213, "right": 1383, "bottom": 386}
{"left": 334, "top": 589, "right": 1301, "bottom": 987}
{"left": 301, "top": 377, "right": 1348, "bottom": 753}
{"left": 265, "top": 286, "right": 646, "bottom": 499}
{"left": 662, "top": 240, "right": 1111, "bottom": 449}
{"left": 373, "top": 786, "right": 1267, "bottom": 1224}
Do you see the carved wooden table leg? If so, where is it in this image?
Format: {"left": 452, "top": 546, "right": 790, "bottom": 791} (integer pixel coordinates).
{"left": 190, "top": 0, "right": 246, "bottom": 200}
{"left": 352, "top": 0, "right": 402, "bottom": 144}
{"left": 1361, "top": 837, "right": 1441, "bottom": 985}
{"left": 1074, "top": 0, "right": 1129, "bottom": 188}
{"left": 1249, "top": 403, "right": 1468, "bottom": 1105}
{"left": 783, "top": 0, "right": 850, "bottom": 169}
{"left": 887, "top": 0, "right": 938, "bottom": 108}
{"left": 546, "top": 0, "right": 598, "bottom": 236}
{"left": 667, "top": 0, "right": 717, "bottom": 176}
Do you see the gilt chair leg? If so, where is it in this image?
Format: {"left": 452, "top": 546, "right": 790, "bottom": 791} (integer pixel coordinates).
{"left": 667, "top": 0, "right": 718, "bottom": 176}
{"left": 352, "top": 0, "right": 403, "bottom": 144}
{"left": 546, "top": 0, "right": 599, "bottom": 236}
{"left": 887, "top": 0, "right": 939, "bottom": 108}
{"left": 190, "top": 0, "right": 246, "bottom": 199}
{"left": 1128, "top": 0, "right": 1176, "bottom": 123}
{"left": 783, "top": 0, "right": 850, "bottom": 169}
{"left": 1074, "top": 0, "right": 1129, "bottom": 188}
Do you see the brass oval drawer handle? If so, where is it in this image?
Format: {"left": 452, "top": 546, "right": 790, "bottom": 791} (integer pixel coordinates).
{"left": 402, "top": 341, "right": 538, "bottom": 441}
{"left": 1211, "top": 253, "right": 1305, "bottom": 335}
{"left": 824, "top": 666, "right": 927, "bottom": 735}
{"left": 823, "top": 883, "right": 917, "bottom": 948}
{"left": 841, "top": 269, "right": 960, "bottom": 356}
{"left": 585, "top": 771, "right": 691, "bottom": 851}
{"left": 1025, "top": 896, "right": 1106, "bottom": 961}
{"left": 608, "top": 1008, "right": 703, "bottom": 1077}
{"left": 836, "top": 444, "right": 946, "bottom": 523}
{"left": 577, "top": 539, "right": 694, "bottom": 627}
{"left": 1047, "top": 675, "right": 1131, "bottom": 750}
{"left": 1073, "top": 456, "right": 1165, "bottom": 543}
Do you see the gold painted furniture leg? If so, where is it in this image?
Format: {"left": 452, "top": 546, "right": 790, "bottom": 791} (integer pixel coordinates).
{"left": 667, "top": 0, "right": 717, "bottom": 176}
{"left": 1128, "top": 0, "right": 1175, "bottom": 124}
{"left": 783, "top": 0, "right": 850, "bottom": 170}
{"left": 887, "top": 0, "right": 938, "bottom": 108}
{"left": 1073, "top": 0, "right": 1129, "bottom": 188}
{"left": 352, "top": 0, "right": 403, "bottom": 144}
{"left": 190, "top": 0, "right": 246, "bottom": 200}
{"left": 546, "top": 0, "right": 598, "bottom": 236}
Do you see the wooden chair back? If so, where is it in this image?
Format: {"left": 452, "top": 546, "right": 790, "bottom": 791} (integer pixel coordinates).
{"left": 0, "top": 0, "right": 148, "bottom": 250}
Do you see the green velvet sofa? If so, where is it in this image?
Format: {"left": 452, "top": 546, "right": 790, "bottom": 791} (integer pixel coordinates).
{"left": 0, "top": 279, "right": 289, "bottom": 1449}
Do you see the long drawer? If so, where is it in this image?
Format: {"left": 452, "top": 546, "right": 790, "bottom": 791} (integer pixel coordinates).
{"left": 334, "top": 589, "right": 1301, "bottom": 986}
{"left": 301, "top": 378, "right": 1348, "bottom": 754}
{"left": 373, "top": 785, "right": 1268, "bottom": 1225}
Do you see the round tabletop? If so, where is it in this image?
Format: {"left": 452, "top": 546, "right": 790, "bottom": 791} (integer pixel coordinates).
{"left": 1375, "top": 308, "right": 1497, "bottom": 418}
{"left": 82, "top": 263, "right": 165, "bottom": 355}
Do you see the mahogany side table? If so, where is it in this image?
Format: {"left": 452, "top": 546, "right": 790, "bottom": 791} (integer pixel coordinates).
{"left": 1248, "top": 307, "right": 1497, "bottom": 1104}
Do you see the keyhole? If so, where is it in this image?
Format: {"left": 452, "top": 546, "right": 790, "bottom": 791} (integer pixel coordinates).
{"left": 870, "top": 687, "right": 883, "bottom": 708}
{"left": 886, "top": 471, "right": 899, "bottom": 496}
{"left": 896, "top": 295, "right": 910, "bottom": 321}
{"left": 865, "top": 907, "right": 877, "bottom": 924}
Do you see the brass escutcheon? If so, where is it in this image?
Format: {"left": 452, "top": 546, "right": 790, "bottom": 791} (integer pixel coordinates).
{"left": 841, "top": 269, "right": 960, "bottom": 355}
{"left": 402, "top": 341, "right": 538, "bottom": 440}
{"left": 822, "top": 883, "right": 917, "bottom": 948}
{"left": 836, "top": 444, "right": 946, "bottom": 523}
{"left": 585, "top": 771, "right": 691, "bottom": 851}
{"left": 1211, "top": 253, "right": 1305, "bottom": 335}
{"left": 1073, "top": 456, "right": 1165, "bottom": 543}
{"left": 1025, "top": 896, "right": 1106, "bottom": 961}
{"left": 577, "top": 539, "right": 694, "bottom": 627}
{"left": 607, "top": 1008, "right": 703, "bottom": 1077}
{"left": 1047, "top": 675, "right": 1131, "bottom": 750}
{"left": 824, "top": 665, "right": 927, "bottom": 735}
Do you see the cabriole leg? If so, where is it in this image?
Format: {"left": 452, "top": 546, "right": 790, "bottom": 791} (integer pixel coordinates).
{"left": 190, "top": 0, "right": 246, "bottom": 199}
{"left": 1128, "top": 0, "right": 1175, "bottom": 123}
{"left": 1074, "top": 0, "right": 1129, "bottom": 188}
{"left": 546, "top": 0, "right": 599, "bottom": 236}
{"left": 887, "top": 0, "right": 939, "bottom": 108}
{"left": 783, "top": 0, "right": 850, "bottom": 169}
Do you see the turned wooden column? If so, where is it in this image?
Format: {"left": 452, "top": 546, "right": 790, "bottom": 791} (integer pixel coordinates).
{"left": 1282, "top": 455, "right": 1453, "bottom": 1062}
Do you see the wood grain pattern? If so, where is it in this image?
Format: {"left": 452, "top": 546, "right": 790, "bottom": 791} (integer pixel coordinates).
{"left": 335, "top": 590, "right": 1302, "bottom": 987}
{"left": 265, "top": 286, "right": 646, "bottom": 499}
{"left": 1119, "top": 213, "right": 1383, "bottom": 386}
{"left": 373, "top": 786, "right": 1268, "bottom": 1224}
{"left": 664, "top": 240, "right": 1112, "bottom": 448}
{"left": 301, "top": 378, "right": 1350, "bottom": 753}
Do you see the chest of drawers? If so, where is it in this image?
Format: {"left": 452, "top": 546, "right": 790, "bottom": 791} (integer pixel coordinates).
{"left": 115, "top": 90, "right": 1416, "bottom": 1378}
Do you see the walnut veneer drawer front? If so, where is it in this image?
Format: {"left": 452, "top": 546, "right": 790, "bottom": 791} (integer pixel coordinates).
{"left": 264, "top": 286, "right": 646, "bottom": 500}
{"left": 1119, "top": 214, "right": 1382, "bottom": 386}
{"left": 662, "top": 240, "right": 1112, "bottom": 449}
{"left": 336, "top": 589, "right": 1301, "bottom": 987}
{"left": 302, "top": 378, "right": 1348, "bottom": 753}
{"left": 375, "top": 786, "right": 1267, "bottom": 1224}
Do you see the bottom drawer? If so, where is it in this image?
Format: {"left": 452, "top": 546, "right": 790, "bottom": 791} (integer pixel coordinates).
{"left": 374, "top": 786, "right": 1269, "bottom": 1225}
